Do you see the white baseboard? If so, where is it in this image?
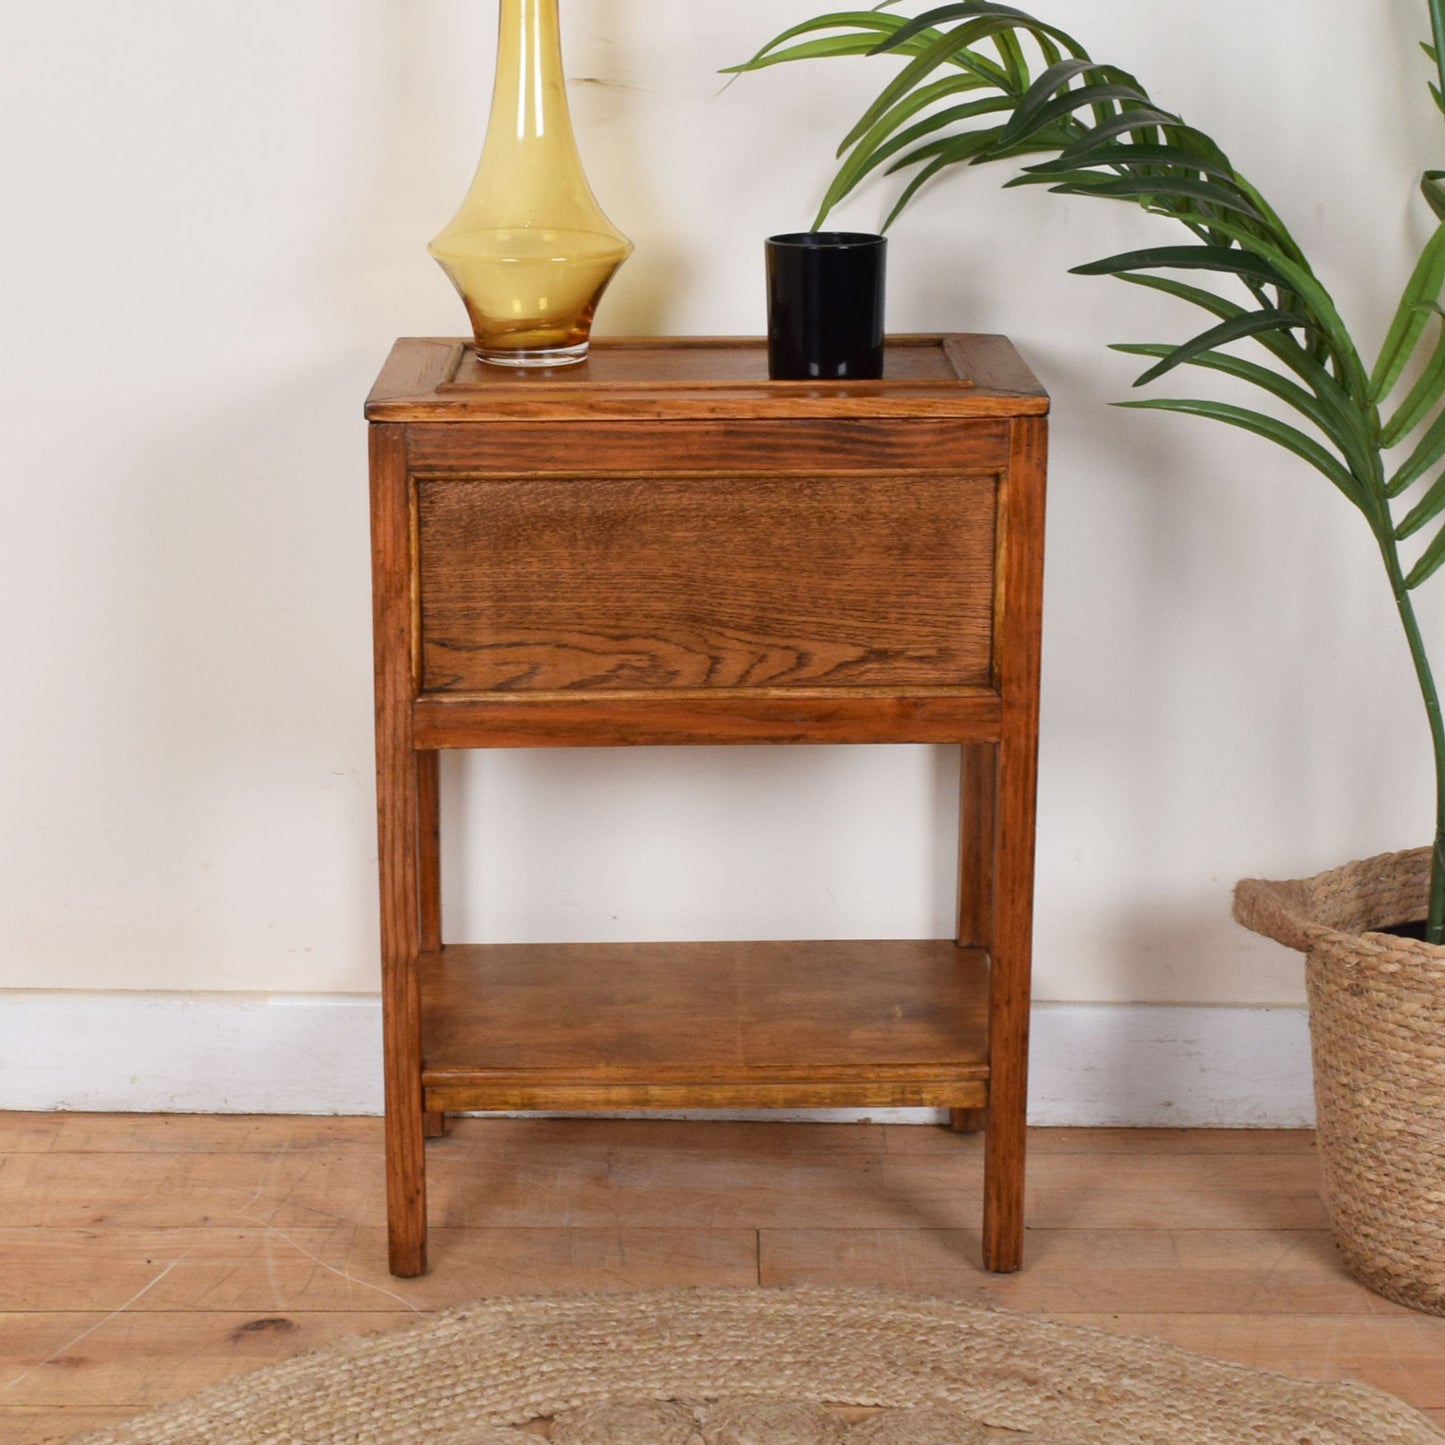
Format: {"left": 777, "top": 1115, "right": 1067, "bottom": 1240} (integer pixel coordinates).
{"left": 0, "top": 993, "right": 1316, "bottom": 1127}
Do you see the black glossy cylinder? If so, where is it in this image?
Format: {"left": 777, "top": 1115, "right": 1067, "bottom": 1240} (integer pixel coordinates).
{"left": 766, "top": 231, "right": 887, "bottom": 380}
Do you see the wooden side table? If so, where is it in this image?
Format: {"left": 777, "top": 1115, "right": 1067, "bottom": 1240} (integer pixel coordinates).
{"left": 366, "top": 335, "right": 1048, "bottom": 1278}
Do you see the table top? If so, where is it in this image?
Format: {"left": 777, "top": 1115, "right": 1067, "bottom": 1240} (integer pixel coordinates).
{"left": 365, "top": 334, "right": 1049, "bottom": 424}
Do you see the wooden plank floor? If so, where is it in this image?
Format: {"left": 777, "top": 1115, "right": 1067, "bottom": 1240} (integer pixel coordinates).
{"left": 2, "top": 1114, "right": 1443, "bottom": 1442}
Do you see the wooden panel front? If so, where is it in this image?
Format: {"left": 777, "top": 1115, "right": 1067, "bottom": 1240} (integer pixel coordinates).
{"left": 417, "top": 471, "right": 998, "bottom": 693}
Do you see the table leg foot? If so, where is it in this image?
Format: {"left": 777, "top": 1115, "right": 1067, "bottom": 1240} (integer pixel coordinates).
{"left": 388, "top": 1232, "right": 427, "bottom": 1279}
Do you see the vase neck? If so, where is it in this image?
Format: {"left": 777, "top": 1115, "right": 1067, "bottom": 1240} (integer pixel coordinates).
{"left": 485, "top": 0, "right": 577, "bottom": 155}
{"left": 427, "top": 0, "right": 632, "bottom": 365}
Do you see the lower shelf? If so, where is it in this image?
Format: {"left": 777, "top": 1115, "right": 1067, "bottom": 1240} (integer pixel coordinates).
{"left": 420, "top": 939, "right": 991, "bottom": 1112}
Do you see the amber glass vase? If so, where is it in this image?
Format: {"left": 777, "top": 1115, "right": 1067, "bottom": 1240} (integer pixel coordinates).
{"left": 429, "top": 0, "right": 632, "bottom": 367}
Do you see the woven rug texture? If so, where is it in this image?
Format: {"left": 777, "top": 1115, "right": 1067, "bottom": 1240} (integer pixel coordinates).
{"left": 69, "top": 1287, "right": 1442, "bottom": 1444}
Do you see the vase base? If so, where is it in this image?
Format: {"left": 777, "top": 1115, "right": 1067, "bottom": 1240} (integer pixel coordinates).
{"left": 473, "top": 341, "right": 590, "bottom": 369}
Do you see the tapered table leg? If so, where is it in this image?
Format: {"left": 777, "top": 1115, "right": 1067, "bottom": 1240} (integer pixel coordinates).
{"left": 955, "top": 743, "right": 998, "bottom": 1144}
{"left": 372, "top": 422, "right": 428, "bottom": 1278}
{"left": 980, "top": 733, "right": 1033, "bottom": 1274}
{"left": 415, "top": 751, "right": 447, "bottom": 1148}
{"left": 980, "top": 415, "right": 1046, "bottom": 1275}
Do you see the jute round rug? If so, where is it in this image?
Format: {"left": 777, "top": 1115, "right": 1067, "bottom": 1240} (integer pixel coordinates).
{"left": 71, "top": 1287, "right": 1441, "bottom": 1444}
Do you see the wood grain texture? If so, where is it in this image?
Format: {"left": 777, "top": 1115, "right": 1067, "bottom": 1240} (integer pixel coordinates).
{"left": 5, "top": 1116, "right": 1445, "bottom": 1445}
{"left": 982, "top": 415, "right": 1048, "bottom": 1274}
{"left": 417, "top": 472, "right": 997, "bottom": 694}
{"left": 370, "top": 423, "right": 428, "bottom": 1279}
{"left": 444, "top": 335, "right": 966, "bottom": 388}
{"left": 404, "top": 419, "right": 1010, "bottom": 475}
{"left": 420, "top": 940, "right": 990, "bottom": 1113}
{"left": 363, "top": 338, "right": 463, "bottom": 416}
{"left": 365, "top": 335, "right": 1049, "bottom": 423}
{"left": 944, "top": 333, "right": 1054, "bottom": 403}
{"left": 956, "top": 741, "right": 997, "bottom": 951}
{"left": 0, "top": 1225, "right": 756, "bottom": 1315}
{"left": 412, "top": 689, "right": 1002, "bottom": 749}
{"left": 368, "top": 336, "right": 1047, "bottom": 1278}
{"left": 416, "top": 751, "right": 441, "bottom": 953}
{"left": 761, "top": 1226, "right": 1411, "bottom": 1314}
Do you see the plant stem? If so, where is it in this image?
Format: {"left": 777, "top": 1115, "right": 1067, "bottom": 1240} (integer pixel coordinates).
{"left": 1380, "top": 532, "right": 1445, "bottom": 941}
{"left": 1431, "top": 0, "right": 1445, "bottom": 116}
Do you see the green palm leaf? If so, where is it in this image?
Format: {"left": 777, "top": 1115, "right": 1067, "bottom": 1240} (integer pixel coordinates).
{"left": 1048, "top": 107, "right": 1178, "bottom": 158}
{"left": 731, "top": 0, "right": 1445, "bottom": 938}
{"left": 1424, "top": 170, "right": 1445, "bottom": 219}
{"left": 1071, "top": 245, "right": 1288, "bottom": 290}
{"left": 723, "top": 33, "right": 898, "bottom": 71}
{"left": 1405, "top": 522, "right": 1445, "bottom": 587}
{"left": 997, "top": 56, "right": 1097, "bottom": 135}
{"left": 839, "top": 22, "right": 1018, "bottom": 149}
{"left": 1431, "top": 0, "right": 1445, "bottom": 110}
{"left": 1111, "top": 342, "right": 1375, "bottom": 484}
{"left": 1397, "top": 468, "right": 1445, "bottom": 538}
{"left": 990, "top": 81, "right": 1152, "bottom": 150}
{"left": 888, "top": 126, "right": 1066, "bottom": 172}
{"left": 1382, "top": 319, "right": 1445, "bottom": 446}
{"left": 1023, "top": 173, "right": 1265, "bottom": 222}
{"left": 1124, "top": 311, "right": 1312, "bottom": 387}
{"left": 1391, "top": 404, "right": 1445, "bottom": 496}
{"left": 877, "top": 126, "right": 1030, "bottom": 225}
{"left": 833, "top": 72, "right": 994, "bottom": 162}
{"left": 819, "top": 95, "right": 1014, "bottom": 220}
{"left": 1052, "top": 121, "right": 1231, "bottom": 175}
{"left": 1111, "top": 274, "right": 1364, "bottom": 442}
{"left": 1369, "top": 218, "right": 1445, "bottom": 403}
{"left": 1154, "top": 210, "right": 1364, "bottom": 382}
{"left": 1022, "top": 142, "right": 1239, "bottom": 182}
{"left": 883, "top": 2, "right": 1083, "bottom": 58}
{"left": 1116, "top": 398, "right": 1364, "bottom": 506}
{"left": 992, "top": 22, "right": 1030, "bottom": 91}
{"left": 721, "top": 12, "right": 915, "bottom": 73}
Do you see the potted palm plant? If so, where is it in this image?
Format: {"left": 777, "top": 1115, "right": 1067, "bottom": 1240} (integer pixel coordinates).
{"left": 730, "top": 0, "right": 1445, "bottom": 1314}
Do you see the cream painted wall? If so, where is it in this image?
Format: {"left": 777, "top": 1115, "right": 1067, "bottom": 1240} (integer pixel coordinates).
{"left": 0, "top": 1, "right": 1438, "bottom": 1006}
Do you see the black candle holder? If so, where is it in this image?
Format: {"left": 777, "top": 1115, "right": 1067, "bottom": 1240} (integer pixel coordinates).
{"left": 766, "top": 231, "right": 887, "bottom": 380}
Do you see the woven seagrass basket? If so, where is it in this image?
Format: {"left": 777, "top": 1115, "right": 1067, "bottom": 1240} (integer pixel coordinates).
{"left": 1234, "top": 847, "right": 1445, "bottom": 1316}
